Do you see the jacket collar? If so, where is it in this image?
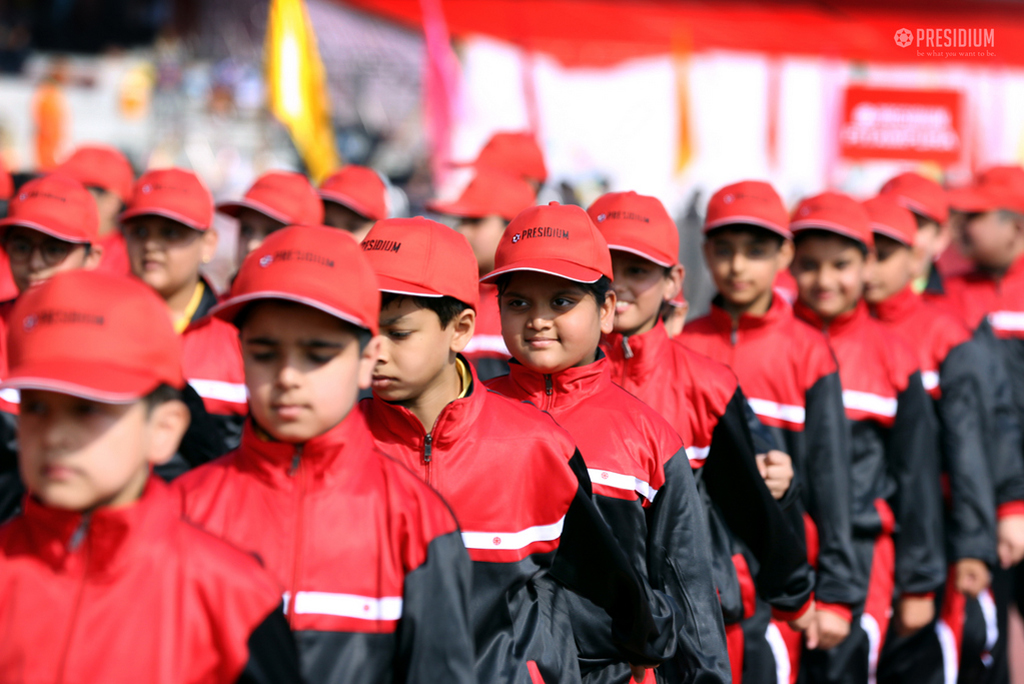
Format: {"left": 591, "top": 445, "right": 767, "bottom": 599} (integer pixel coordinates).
{"left": 20, "top": 476, "right": 175, "bottom": 577}
{"left": 603, "top": 321, "right": 671, "bottom": 380}
{"left": 505, "top": 350, "right": 613, "bottom": 412}
{"left": 794, "top": 298, "right": 869, "bottom": 338}
{"left": 707, "top": 293, "right": 790, "bottom": 335}
{"left": 237, "top": 408, "right": 376, "bottom": 487}
{"left": 870, "top": 284, "right": 919, "bottom": 323}
{"left": 366, "top": 355, "right": 485, "bottom": 446}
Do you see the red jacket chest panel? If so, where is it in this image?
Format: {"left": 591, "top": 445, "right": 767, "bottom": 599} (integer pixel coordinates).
{"left": 181, "top": 316, "right": 248, "bottom": 416}
{"left": 174, "top": 412, "right": 457, "bottom": 634}
{"left": 944, "top": 257, "right": 1024, "bottom": 338}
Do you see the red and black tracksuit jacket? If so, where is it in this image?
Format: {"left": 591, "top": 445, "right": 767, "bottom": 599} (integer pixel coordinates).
{"left": 604, "top": 322, "right": 814, "bottom": 683}
{"left": 362, "top": 358, "right": 678, "bottom": 684}
{"left": 0, "top": 477, "right": 301, "bottom": 683}
{"left": 180, "top": 278, "right": 248, "bottom": 457}
{"left": 795, "top": 300, "right": 945, "bottom": 683}
{"left": 173, "top": 409, "right": 478, "bottom": 684}
{"left": 487, "top": 356, "right": 730, "bottom": 684}
{"left": 680, "top": 296, "right": 861, "bottom": 619}
{"left": 463, "top": 283, "right": 511, "bottom": 381}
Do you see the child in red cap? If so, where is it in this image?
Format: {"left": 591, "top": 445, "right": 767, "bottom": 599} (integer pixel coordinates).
{"left": 789, "top": 191, "right": 944, "bottom": 684}
{"left": 590, "top": 190, "right": 815, "bottom": 684}
{"left": 218, "top": 170, "right": 323, "bottom": 267}
{"left": 680, "top": 181, "right": 860, "bottom": 678}
{"left": 57, "top": 144, "right": 135, "bottom": 276}
{"left": 484, "top": 202, "right": 729, "bottom": 683}
{"left": 173, "top": 226, "right": 476, "bottom": 684}
{"left": 360, "top": 216, "right": 677, "bottom": 683}
{"left": 318, "top": 165, "right": 388, "bottom": 241}
{"left": 428, "top": 167, "right": 536, "bottom": 380}
{"left": 0, "top": 269, "right": 301, "bottom": 683}
{"left": 460, "top": 131, "right": 548, "bottom": 194}
{"left": 862, "top": 195, "right": 1024, "bottom": 684}
{"left": 121, "top": 168, "right": 247, "bottom": 454}
{"left": 877, "top": 171, "right": 952, "bottom": 298}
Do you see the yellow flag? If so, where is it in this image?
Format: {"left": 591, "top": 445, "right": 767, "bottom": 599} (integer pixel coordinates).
{"left": 265, "top": 0, "right": 339, "bottom": 183}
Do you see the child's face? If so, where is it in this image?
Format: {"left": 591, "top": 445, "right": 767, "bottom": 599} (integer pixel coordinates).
{"left": 374, "top": 298, "right": 474, "bottom": 404}
{"left": 240, "top": 301, "right": 379, "bottom": 442}
{"left": 703, "top": 229, "right": 792, "bottom": 309}
{"left": 610, "top": 252, "right": 682, "bottom": 336}
{"left": 864, "top": 235, "right": 914, "bottom": 304}
{"left": 957, "top": 210, "right": 1023, "bottom": 271}
{"left": 792, "top": 234, "right": 871, "bottom": 321}
{"left": 499, "top": 272, "right": 615, "bottom": 374}
{"left": 912, "top": 216, "right": 949, "bottom": 268}
{"left": 85, "top": 186, "right": 124, "bottom": 237}
{"left": 19, "top": 390, "right": 187, "bottom": 512}
{"left": 123, "top": 216, "right": 218, "bottom": 299}
{"left": 323, "top": 202, "right": 374, "bottom": 242}
{"left": 455, "top": 215, "right": 506, "bottom": 275}
{"left": 3, "top": 225, "right": 100, "bottom": 294}
{"left": 236, "top": 208, "right": 285, "bottom": 267}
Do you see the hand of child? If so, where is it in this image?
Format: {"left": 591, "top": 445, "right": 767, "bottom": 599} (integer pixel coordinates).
{"left": 894, "top": 595, "right": 935, "bottom": 636}
{"left": 755, "top": 450, "right": 794, "bottom": 500}
{"left": 955, "top": 558, "right": 991, "bottom": 598}
{"left": 629, "top": 663, "right": 657, "bottom": 683}
{"left": 787, "top": 601, "right": 815, "bottom": 632}
{"left": 997, "top": 514, "right": 1024, "bottom": 568}
{"left": 805, "top": 608, "right": 850, "bottom": 650}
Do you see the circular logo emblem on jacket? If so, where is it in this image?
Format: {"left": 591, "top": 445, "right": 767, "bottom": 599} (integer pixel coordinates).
{"left": 492, "top": 536, "right": 501, "bottom": 546}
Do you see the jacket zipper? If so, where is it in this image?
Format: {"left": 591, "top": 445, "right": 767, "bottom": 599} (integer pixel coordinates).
{"left": 730, "top": 326, "right": 738, "bottom": 346}
{"left": 423, "top": 433, "right": 433, "bottom": 485}
{"left": 543, "top": 374, "right": 553, "bottom": 411}
{"left": 56, "top": 514, "right": 92, "bottom": 684}
{"left": 287, "top": 445, "right": 305, "bottom": 627}
{"left": 620, "top": 336, "right": 633, "bottom": 385}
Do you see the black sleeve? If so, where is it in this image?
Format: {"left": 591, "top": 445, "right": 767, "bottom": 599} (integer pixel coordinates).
{"left": 937, "top": 342, "right": 998, "bottom": 565}
{"left": 972, "top": 326, "right": 1024, "bottom": 507}
{"left": 743, "top": 396, "right": 780, "bottom": 455}
{"left": 646, "top": 451, "right": 732, "bottom": 684}
{"left": 702, "top": 389, "right": 813, "bottom": 614}
{"left": 887, "top": 371, "right": 946, "bottom": 595}
{"left": 551, "top": 449, "right": 677, "bottom": 669}
{"left": 180, "top": 384, "right": 245, "bottom": 466}
{"left": 803, "top": 371, "right": 862, "bottom": 607}
{"left": 393, "top": 530, "right": 477, "bottom": 684}
{"left": 235, "top": 606, "right": 303, "bottom": 684}
{"left": 0, "top": 468, "right": 24, "bottom": 524}
{"left": 0, "top": 408, "right": 17, "bottom": 473}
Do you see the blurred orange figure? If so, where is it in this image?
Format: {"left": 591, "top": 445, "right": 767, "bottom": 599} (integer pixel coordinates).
{"left": 32, "top": 75, "right": 67, "bottom": 171}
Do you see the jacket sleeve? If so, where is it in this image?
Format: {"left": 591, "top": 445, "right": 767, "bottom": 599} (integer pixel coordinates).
{"left": 550, "top": 450, "right": 678, "bottom": 670}
{"left": 972, "top": 328, "right": 1024, "bottom": 511}
{"left": 887, "top": 371, "right": 946, "bottom": 596}
{"left": 937, "top": 342, "right": 998, "bottom": 565}
{"left": 702, "top": 389, "right": 814, "bottom": 618}
{"left": 743, "top": 396, "right": 780, "bottom": 455}
{"left": 803, "top": 371, "right": 862, "bottom": 611}
{"left": 235, "top": 606, "right": 304, "bottom": 684}
{"left": 394, "top": 530, "right": 478, "bottom": 684}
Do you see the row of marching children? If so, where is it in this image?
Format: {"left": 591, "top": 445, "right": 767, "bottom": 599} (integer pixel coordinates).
{"left": 0, "top": 134, "right": 1022, "bottom": 684}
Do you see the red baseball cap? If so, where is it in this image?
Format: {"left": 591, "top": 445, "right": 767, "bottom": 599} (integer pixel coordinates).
{"left": 0, "top": 159, "right": 13, "bottom": 200}
{"left": 864, "top": 196, "right": 917, "bottom": 246}
{"left": 948, "top": 165, "right": 1024, "bottom": 215}
{"left": 481, "top": 202, "right": 613, "bottom": 284}
{"left": 318, "top": 166, "right": 388, "bottom": 221}
{"left": 704, "top": 180, "right": 792, "bottom": 239}
{"left": 878, "top": 172, "right": 948, "bottom": 224}
{"left": 362, "top": 217, "right": 479, "bottom": 309}
{"left": 2, "top": 270, "right": 184, "bottom": 403}
{"left": 218, "top": 171, "right": 324, "bottom": 226}
{"left": 212, "top": 225, "right": 381, "bottom": 335}
{"left": 57, "top": 145, "right": 135, "bottom": 203}
{"left": 456, "top": 132, "right": 547, "bottom": 186}
{"left": 0, "top": 174, "right": 99, "bottom": 243}
{"left": 588, "top": 191, "right": 678, "bottom": 267}
{"left": 791, "top": 191, "right": 874, "bottom": 250}
{"left": 427, "top": 168, "right": 536, "bottom": 222}
{"left": 119, "top": 168, "right": 213, "bottom": 231}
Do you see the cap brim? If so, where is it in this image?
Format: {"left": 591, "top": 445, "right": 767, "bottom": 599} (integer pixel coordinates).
{"left": 481, "top": 259, "right": 605, "bottom": 284}
{"left": 118, "top": 207, "right": 209, "bottom": 231}
{"left": 211, "top": 291, "right": 374, "bottom": 334}
{"left": 887, "top": 195, "right": 946, "bottom": 224}
{"left": 319, "top": 191, "right": 379, "bottom": 220}
{"left": 704, "top": 216, "right": 793, "bottom": 239}
{"left": 947, "top": 187, "right": 996, "bottom": 213}
{"left": 216, "top": 199, "right": 291, "bottom": 224}
{"left": 374, "top": 274, "right": 444, "bottom": 298}
{"left": 1, "top": 359, "right": 168, "bottom": 404}
{"left": 0, "top": 218, "right": 91, "bottom": 244}
{"left": 790, "top": 220, "right": 869, "bottom": 247}
{"left": 425, "top": 198, "right": 490, "bottom": 220}
{"left": 869, "top": 223, "right": 913, "bottom": 246}
{"left": 606, "top": 244, "right": 675, "bottom": 268}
